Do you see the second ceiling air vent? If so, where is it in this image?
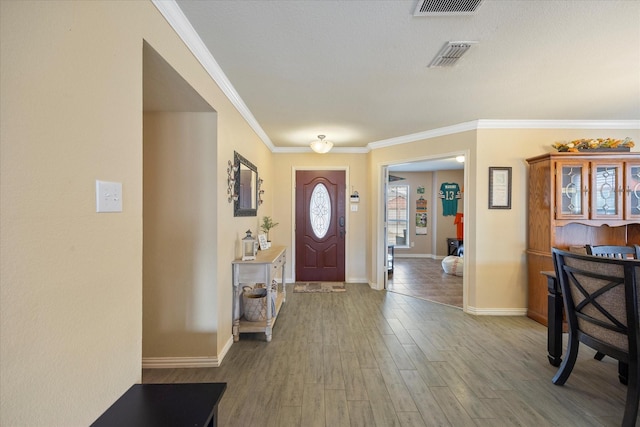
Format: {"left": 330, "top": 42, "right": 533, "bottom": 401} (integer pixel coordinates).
{"left": 414, "top": 0, "right": 484, "bottom": 16}
{"left": 428, "top": 41, "right": 477, "bottom": 67}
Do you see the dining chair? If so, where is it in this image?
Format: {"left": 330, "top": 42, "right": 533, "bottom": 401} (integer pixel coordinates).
{"left": 552, "top": 248, "right": 639, "bottom": 427}
{"left": 586, "top": 244, "right": 640, "bottom": 366}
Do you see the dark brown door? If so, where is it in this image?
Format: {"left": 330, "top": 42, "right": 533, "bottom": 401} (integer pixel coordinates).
{"left": 295, "top": 170, "right": 346, "bottom": 282}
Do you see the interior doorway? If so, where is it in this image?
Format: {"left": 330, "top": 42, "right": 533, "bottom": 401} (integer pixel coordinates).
{"left": 382, "top": 155, "right": 466, "bottom": 308}
{"left": 142, "top": 42, "right": 218, "bottom": 366}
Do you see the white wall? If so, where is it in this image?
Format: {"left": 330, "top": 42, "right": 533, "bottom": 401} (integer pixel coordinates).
{"left": 0, "top": 1, "right": 271, "bottom": 424}
{"left": 143, "top": 112, "right": 219, "bottom": 360}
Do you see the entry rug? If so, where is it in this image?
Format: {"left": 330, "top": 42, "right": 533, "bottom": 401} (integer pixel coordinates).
{"left": 293, "top": 282, "right": 346, "bottom": 293}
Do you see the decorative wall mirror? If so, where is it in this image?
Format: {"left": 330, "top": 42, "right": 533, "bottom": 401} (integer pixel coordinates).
{"left": 234, "top": 151, "right": 258, "bottom": 217}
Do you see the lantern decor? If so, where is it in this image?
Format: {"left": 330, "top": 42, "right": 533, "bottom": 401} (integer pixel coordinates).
{"left": 241, "top": 229, "right": 257, "bottom": 261}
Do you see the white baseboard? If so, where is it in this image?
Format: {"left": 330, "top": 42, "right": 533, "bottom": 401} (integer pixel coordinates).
{"left": 465, "top": 306, "right": 528, "bottom": 316}
{"left": 142, "top": 356, "right": 219, "bottom": 369}
{"left": 142, "top": 336, "right": 234, "bottom": 369}
{"left": 394, "top": 253, "right": 451, "bottom": 260}
{"left": 368, "top": 280, "right": 383, "bottom": 290}
{"left": 394, "top": 253, "right": 435, "bottom": 259}
{"left": 219, "top": 335, "right": 233, "bottom": 362}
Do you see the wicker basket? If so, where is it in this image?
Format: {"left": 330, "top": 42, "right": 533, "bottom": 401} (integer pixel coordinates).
{"left": 242, "top": 284, "right": 276, "bottom": 322}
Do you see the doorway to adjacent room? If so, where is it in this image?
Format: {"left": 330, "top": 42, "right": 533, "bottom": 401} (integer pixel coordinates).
{"left": 382, "top": 156, "right": 466, "bottom": 308}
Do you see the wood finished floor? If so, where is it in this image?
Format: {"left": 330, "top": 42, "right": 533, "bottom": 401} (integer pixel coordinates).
{"left": 387, "top": 258, "right": 463, "bottom": 308}
{"left": 143, "top": 283, "right": 633, "bottom": 427}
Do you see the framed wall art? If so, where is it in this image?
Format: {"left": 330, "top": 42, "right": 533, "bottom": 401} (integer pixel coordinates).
{"left": 488, "top": 166, "right": 512, "bottom": 209}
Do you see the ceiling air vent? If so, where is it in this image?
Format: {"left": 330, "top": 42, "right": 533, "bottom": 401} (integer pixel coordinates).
{"left": 428, "top": 41, "right": 477, "bottom": 68}
{"left": 414, "top": 0, "right": 483, "bottom": 16}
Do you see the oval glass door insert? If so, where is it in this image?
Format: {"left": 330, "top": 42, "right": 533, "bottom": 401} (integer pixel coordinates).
{"left": 310, "top": 183, "right": 331, "bottom": 238}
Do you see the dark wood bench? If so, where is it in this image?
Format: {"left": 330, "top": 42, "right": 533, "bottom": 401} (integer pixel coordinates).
{"left": 91, "top": 383, "right": 226, "bottom": 427}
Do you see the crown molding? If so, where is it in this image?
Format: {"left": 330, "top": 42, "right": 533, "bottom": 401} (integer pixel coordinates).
{"left": 475, "top": 119, "right": 640, "bottom": 130}
{"left": 368, "top": 119, "right": 640, "bottom": 150}
{"left": 151, "top": 0, "right": 275, "bottom": 151}
{"left": 368, "top": 121, "right": 479, "bottom": 149}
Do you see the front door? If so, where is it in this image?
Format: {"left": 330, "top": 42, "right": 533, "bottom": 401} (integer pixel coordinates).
{"left": 295, "top": 170, "right": 346, "bottom": 282}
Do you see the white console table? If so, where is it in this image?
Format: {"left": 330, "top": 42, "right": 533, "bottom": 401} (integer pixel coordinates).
{"left": 232, "top": 245, "right": 286, "bottom": 342}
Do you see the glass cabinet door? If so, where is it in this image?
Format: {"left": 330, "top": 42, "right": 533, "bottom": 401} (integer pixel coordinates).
{"left": 555, "top": 161, "right": 588, "bottom": 219}
{"left": 625, "top": 162, "right": 640, "bottom": 219}
{"left": 591, "top": 163, "right": 623, "bottom": 220}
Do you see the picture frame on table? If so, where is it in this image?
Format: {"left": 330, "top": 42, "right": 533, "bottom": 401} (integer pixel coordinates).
{"left": 258, "top": 233, "right": 269, "bottom": 250}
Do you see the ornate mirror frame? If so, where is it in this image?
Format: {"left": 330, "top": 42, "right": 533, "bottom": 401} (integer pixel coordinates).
{"left": 234, "top": 151, "right": 258, "bottom": 217}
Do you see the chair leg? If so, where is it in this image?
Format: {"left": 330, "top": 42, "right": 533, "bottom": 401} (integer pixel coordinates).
{"left": 594, "top": 351, "right": 605, "bottom": 361}
{"left": 621, "top": 362, "right": 638, "bottom": 427}
{"left": 553, "top": 332, "right": 579, "bottom": 385}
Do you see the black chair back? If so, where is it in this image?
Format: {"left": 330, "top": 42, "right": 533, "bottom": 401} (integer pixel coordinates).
{"left": 586, "top": 244, "right": 640, "bottom": 260}
{"left": 552, "top": 248, "right": 640, "bottom": 426}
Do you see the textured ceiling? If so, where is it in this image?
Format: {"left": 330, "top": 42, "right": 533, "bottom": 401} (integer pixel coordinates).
{"left": 174, "top": 0, "right": 640, "bottom": 149}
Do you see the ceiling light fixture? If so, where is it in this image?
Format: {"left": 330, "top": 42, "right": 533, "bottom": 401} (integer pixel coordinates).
{"left": 456, "top": 155, "right": 465, "bottom": 163}
{"left": 310, "top": 135, "right": 333, "bottom": 154}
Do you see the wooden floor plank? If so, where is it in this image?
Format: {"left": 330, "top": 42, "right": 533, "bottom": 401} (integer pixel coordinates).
{"left": 323, "top": 344, "right": 345, "bottom": 390}
{"left": 347, "top": 400, "right": 376, "bottom": 427}
{"left": 397, "top": 411, "right": 427, "bottom": 427}
{"left": 386, "top": 380, "right": 420, "bottom": 413}
{"left": 277, "top": 405, "right": 301, "bottom": 427}
{"left": 431, "top": 385, "right": 478, "bottom": 427}
{"left": 340, "top": 351, "right": 369, "bottom": 401}
{"left": 301, "top": 382, "right": 325, "bottom": 427}
{"left": 400, "top": 369, "right": 452, "bottom": 426}
{"left": 324, "top": 389, "right": 350, "bottom": 427}
{"left": 361, "top": 368, "right": 402, "bottom": 426}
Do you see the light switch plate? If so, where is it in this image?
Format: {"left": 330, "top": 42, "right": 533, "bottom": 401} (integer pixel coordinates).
{"left": 96, "top": 180, "right": 122, "bottom": 212}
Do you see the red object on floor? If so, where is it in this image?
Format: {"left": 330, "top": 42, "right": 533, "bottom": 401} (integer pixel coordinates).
{"left": 454, "top": 213, "right": 464, "bottom": 240}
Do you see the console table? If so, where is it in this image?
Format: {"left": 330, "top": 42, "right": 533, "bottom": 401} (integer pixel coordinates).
{"left": 232, "top": 245, "right": 286, "bottom": 342}
{"left": 91, "top": 383, "right": 226, "bottom": 427}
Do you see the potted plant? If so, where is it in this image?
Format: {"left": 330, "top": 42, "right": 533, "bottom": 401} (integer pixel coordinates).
{"left": 260, "top": 216, "right": 279, "bottom": 247}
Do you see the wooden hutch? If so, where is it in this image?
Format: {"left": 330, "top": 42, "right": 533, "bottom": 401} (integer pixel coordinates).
{"left": 526, "top": 151, "right": 640, "bottom": 325}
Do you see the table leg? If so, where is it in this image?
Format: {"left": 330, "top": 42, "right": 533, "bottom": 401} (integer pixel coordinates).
{"left": 546, "top": 275, "right": 563, "bottom": 367}
{"left": 232, "top": 273, "right": 240, "bottom": 342}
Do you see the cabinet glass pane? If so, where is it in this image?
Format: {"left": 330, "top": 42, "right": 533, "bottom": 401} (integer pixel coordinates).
{"left": 560, "top": 166, "right": 583, "bottom": 215}
{"left": 629, "top": 166, "right": 640, "bottom": 216}
{"left": 594, "top": 166, "right": 619, "bottom": 216}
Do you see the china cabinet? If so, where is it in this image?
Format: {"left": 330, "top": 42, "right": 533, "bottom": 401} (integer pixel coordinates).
{"left": 526, "top": 152, "right": 640, "bottom": 325}
{"left": 231, "top": 245, "right": 286, "bottom": 342}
